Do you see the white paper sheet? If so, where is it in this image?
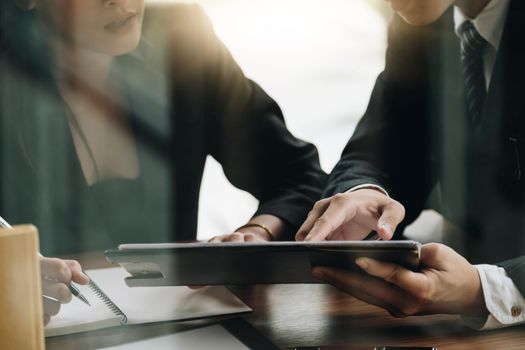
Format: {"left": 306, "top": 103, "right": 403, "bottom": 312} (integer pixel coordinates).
{"left": 45, "top": 267, "right": 251, "bottom": 337}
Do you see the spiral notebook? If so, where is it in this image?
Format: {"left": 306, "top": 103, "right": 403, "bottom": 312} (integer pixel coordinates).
{"left": 44, "top": 267, "right": 251, "bottom": 337}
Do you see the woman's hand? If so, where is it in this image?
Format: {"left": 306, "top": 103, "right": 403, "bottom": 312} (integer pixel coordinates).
{"left": 312, "top": 243, "right": 488, "bottom": 317}
{"left": 295, "top": 189, "right": 405, "bottom": 242}
{"left": 40, "top": 257, "right": 89, "bottom": 325}
{"left": 208, "top": 226, "right": 272, "bottom": 243}
{"left": 208, "top": 215, "right": 286, "bottom": 243}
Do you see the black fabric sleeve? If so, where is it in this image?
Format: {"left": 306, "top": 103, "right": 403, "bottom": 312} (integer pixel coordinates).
{"left": 323, "top": 16, "right": 440, "bottom": 231}
{"left": 191, "top": 5, "right": 327, "bottom": 236}
{"left": 499, "top": 256, "right": 525, "bottom": 298}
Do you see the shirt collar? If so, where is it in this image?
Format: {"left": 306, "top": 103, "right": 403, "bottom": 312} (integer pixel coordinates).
{"left": 454, "top": 0, "right": 511, "bottom": 51}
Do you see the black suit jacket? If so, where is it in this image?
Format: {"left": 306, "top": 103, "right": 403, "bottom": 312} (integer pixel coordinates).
{"left": 0, "top": 4, "right": 326, "bottom": 254}
{"left": 325, "top": 1, "right": 525, "bottom": 295}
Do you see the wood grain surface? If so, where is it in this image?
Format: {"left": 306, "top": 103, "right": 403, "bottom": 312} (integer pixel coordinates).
{"left": 45, "top": 251, "right": 525, "bottom": 350}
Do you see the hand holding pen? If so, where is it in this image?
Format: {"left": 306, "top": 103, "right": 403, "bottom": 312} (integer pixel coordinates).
{"left": 0, "top": 215, "right": 90, "bottom": 325}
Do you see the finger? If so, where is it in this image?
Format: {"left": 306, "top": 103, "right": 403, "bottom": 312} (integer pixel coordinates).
{"left": 66, "top": 260, "right": 89, "bottom": 285}
{"left": 223, "top": 233, "right": 244, "bottom": 242}
{"left": 42, "top": 280, "right": 72, "bottom": 303}
{"left": 41, "top": 258, "right": 72, "bottom": 284}
{"left": 312, "top": 266, "right": 403, "bottom": 314}
{"left": 376, "top": 200, "right": 405, "bottom": 240}
{"left": 42, "top": 295, "right": 61, "bottom": 316}
{"left": 43, "top": 314, "right": 51, "bottom": 326}
{"left": 305, "top": 195, "right": 356, "bottom": 241}
{"left": 208, "top": 235, "right": 228, "bottom": 243}
{"left": 295, "top": 199, "right": 331, "bottom": 241}
{"left": 419, "top": 243, "right": 452, "bottom": 270}
{"left": 355, "top": 257, "right": 430, "bottom": 297}
{"left": 244, "top": 233, "right": 258, "bottom": 242}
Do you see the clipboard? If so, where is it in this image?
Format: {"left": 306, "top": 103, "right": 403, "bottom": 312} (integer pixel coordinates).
{"left": 105, "top": 241, "right": 421, "bottom": 287}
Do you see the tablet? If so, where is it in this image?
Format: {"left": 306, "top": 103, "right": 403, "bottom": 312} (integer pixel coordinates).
{"left": 105, "top": 241, "right": 421, "bottom": 287}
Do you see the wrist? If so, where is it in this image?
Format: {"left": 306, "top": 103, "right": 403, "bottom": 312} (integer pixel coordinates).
{"left": 353, "top": 187, "right": 389, "bottom": 197}
{"left": 462, "top": 265, "right": 489, "bottom": 316}
{"left": 347, "top": 184, "right": 389, "bottom": 197}
{"left": 236, "top": 223, "right": 275, "bottom": 241}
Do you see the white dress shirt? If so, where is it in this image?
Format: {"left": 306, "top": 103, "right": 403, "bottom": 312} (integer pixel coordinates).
{"left": 453, "top": 0, "right": 510, "bottom": 89}
{"left": 348, "top": 0, "right": 525, "bottom": 330}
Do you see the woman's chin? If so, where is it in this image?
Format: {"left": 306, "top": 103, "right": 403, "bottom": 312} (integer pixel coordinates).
{"left": 91, "top": 36, "right": 141, "bottom": 57}
{"left": 395, "top": 0, "right": 453, "bottom": 26}
{"left": 398, "top": 10, "right": 447, "bottom": 26}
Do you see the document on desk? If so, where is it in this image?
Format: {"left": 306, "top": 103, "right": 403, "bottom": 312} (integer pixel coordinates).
{"left": 44, "top": 267, "right": 251, "bottom": 337}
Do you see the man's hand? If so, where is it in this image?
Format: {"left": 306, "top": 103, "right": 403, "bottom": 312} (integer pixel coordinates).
{"left": 296, "top": 189, "right": 405, "bottom": 241}
{"left": 41, "top": 257, "right": 89, "bottom": 325}
{"left": 312, "top": 243, "right": 488, "bottom": 317}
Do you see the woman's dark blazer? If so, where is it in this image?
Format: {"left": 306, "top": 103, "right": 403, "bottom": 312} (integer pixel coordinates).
{"left": 0, "top": 4, "right": 326, "bottom": 254}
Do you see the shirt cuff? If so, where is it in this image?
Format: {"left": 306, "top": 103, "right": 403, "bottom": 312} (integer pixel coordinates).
{"left": 346, "top": 184, "right": 389, "bottom": 197}
{"left": 462, "top": 264, "right": 525, "bottom": 330}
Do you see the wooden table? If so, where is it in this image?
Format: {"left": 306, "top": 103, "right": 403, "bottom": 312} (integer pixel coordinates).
{"left": 46, "top": 252, "right": 525, "bottom": 350}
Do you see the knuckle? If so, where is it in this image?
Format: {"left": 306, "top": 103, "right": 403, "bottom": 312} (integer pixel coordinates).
{"left": 67, "top": 260, "right": 81, "bottom": 270}
{"left": 44, "top": 257, "right": 60, "bottom": 271}
{"left": 385, "top": 266, "right": 401, "bottom": 284}
{"left": 332, "top": 193, "right": 347, "bottom": 203}
{"left": 58, "top": 264, "right": 71, "bottom": 282}
{"left": 57, "top": 284, "right": 72, "bottom": 302}
{"left": 47, "top": 259, "right": 71, "bottom": 282}
{"left": 426, "top": 242, "right": 444, "bottom": 257}
{"left": 316, "top": 216, "right": 329, "bottom": 225}
{"left": 315, "top": 217, "right": 334, "bottom": 231}
{"left": 414, "top": 287, "right": 434, "bottom": 305}
{"left": 313, "top": 200, "right": 324, "bottom": 210}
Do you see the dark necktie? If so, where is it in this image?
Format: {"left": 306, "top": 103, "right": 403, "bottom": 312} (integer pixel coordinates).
{"left": 459, "top": 21, "right": 488, "bottom": 126}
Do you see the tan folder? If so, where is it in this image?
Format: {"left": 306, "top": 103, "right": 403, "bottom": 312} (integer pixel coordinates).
{"left": 0, "top": 225, "right": 44, "bottom": 350}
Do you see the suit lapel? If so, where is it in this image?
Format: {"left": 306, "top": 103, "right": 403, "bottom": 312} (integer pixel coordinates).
{"left": 427, "top": 11, "right": 471, "bottom": 225}
{"left": 484, "top": 0, "right": 525, "bottom": 137}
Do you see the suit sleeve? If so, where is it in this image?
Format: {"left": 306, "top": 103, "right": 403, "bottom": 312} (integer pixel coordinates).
{"left": 323, "top": 16, "right": 440, "bottom": 231}
{"left": 500, "top": 256, "right": 525, "bottom": 298}
{"left": 190, "top": 5, "right": 327, "bottom": 235}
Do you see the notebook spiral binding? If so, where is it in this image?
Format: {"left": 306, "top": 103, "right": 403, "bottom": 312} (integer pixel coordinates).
{"left": 88, "top": 280, "right": 128, "bottom": 324}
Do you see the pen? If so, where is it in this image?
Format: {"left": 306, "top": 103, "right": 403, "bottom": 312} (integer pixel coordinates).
{"left": 0, "top": 215, "right": 91, "bottom": 306}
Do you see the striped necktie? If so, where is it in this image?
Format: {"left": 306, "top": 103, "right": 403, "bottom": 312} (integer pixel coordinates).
{"left": 459, "top": 21, "right": 488, "bottom": 126}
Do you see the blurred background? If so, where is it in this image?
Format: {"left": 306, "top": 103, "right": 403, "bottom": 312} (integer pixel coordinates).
{"left": 147, "top": 0, "right": 392, "bottom": 240}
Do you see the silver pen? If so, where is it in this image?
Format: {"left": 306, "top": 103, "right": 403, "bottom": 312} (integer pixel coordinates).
{"left": 0, "top": 215, "right": 90, "bottom": 306}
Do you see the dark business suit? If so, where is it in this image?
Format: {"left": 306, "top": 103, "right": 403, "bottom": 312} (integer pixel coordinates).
{"left": 0, "top": 4, "right": 326, "bottom": 254}
{"left": 325, "top": 0, "right": 525, "bottom": 295}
